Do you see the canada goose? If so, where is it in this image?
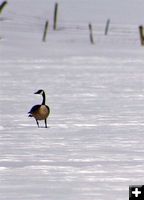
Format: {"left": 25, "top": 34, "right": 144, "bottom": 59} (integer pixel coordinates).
{"left": 28, "top": 89, "right": 50, "bottom": 128}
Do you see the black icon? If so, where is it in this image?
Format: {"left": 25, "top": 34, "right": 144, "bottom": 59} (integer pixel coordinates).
{"left": 129, "top": 185, "right": 144, "bottom": 200}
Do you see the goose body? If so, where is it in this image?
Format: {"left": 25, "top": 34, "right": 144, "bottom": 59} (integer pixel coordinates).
{"left": 28, "top": 90, "right": 50, "bottom": 128}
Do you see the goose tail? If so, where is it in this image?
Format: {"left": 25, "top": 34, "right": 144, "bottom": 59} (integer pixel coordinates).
{"left": 28, "top": 111, "right": 33, "bottom": 117}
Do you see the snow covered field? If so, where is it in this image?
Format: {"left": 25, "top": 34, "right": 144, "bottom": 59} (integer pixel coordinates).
{"left": 1, "top": 0, "right": 144, "bottom": 199}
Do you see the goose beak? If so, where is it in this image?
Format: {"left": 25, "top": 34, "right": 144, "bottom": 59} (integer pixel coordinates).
{"left": 34, "top": 90, "right": 40, "bottom": 94}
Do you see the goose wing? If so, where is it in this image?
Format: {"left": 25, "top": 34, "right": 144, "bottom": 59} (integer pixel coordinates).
{"left": 28, "top": 104, "right": 41, "bottom": 114}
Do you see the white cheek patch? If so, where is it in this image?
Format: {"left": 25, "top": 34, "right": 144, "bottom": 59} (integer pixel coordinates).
{"left": 40, "top": 91, "right": 43, "bottom": 95}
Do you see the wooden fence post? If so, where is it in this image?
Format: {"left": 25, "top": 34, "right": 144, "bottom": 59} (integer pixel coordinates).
{"left": 53, "top": 3, "right": 58, "bottom": 30}
{"left": 105, "top": 19, "right": 110, "bottom": 35}
{"left": 139, "top": 26, "right": 144, "bottom": 46}
{"left": 88, "top": 23, "right": 94, "bottom": 44}
{"left": 42, "top": 20, "right": 49, "bottom": 42}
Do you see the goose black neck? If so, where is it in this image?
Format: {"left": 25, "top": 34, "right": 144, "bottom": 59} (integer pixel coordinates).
{"left": 42, "top": 92, "right": 46, "bottom": 105}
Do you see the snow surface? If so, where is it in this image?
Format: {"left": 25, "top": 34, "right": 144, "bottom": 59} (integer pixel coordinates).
{"left": 1, "top": 0, "right": 144, "bottom": 199}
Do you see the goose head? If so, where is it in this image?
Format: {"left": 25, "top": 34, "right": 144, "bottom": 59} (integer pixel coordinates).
{"left": 34, "top": 89, "right": 46, "bottom": 105}
{"left": 34, "top": 89, "right": 44, "bottom": 95}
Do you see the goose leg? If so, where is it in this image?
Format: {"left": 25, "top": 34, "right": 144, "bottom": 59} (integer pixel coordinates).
{"left": 36, "top": 119, "right": 39, "bottom": 128}
{"left": 45, "top": 119, "right": 47, "bottom": 128}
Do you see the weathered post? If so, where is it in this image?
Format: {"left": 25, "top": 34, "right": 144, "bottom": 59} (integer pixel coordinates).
{"left": 105, "top": 19, "right": 110, "bottom": 35}
{"left": 88, "top": 23, "right": 94, "bottom": 44}
{"left": 53, "top": 3, "right": 58, "bottom": 30}
{"left": 139, "top": 26, "right": 144, "bottom": 46}
{"left": 42, "top": 20, "right": 49, "bottom": 42}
